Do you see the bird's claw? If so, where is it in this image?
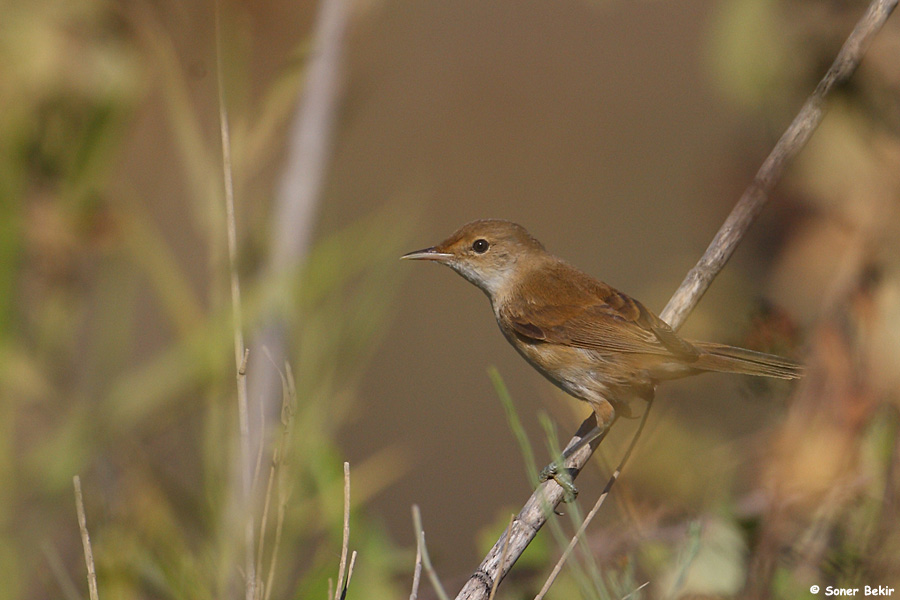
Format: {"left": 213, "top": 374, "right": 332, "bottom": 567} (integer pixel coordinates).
{"left": 539, "top": 462, "right": 578, "bottom": 502}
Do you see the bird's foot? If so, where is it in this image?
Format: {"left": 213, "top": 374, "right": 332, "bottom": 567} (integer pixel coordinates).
{"left": 539, "top": 462, "right": 578, "bottom": 502}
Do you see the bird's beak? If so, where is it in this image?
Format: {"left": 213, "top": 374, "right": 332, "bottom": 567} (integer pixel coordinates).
{"left": 400, "top": 247, "right": 453, "bottom": 262}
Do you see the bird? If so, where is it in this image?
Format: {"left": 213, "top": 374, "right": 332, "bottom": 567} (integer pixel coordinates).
{"left": 402, "top": 219, "right": 803, "bottom": 477}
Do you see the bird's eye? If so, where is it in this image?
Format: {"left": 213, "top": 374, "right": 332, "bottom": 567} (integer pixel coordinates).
{"left": 472, "top": 239, "right": 490, "bottom": 254}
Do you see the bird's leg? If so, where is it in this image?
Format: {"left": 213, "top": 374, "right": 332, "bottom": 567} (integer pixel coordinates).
{"left": 538, "top": 424, "right": 610, "bottom": 501}
{"left": 540, "top": 403, "right": 617, "bottom": 501}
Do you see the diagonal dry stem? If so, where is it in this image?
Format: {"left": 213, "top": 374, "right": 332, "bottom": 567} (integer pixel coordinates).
{"left": 453, "top": 1, "right": 898, "bottom": 598}
{"left": 660, "top": 0, "right": 899, "bottom": 330}
{"left": 412, "top": 505, "right": 450, "bottom": 600}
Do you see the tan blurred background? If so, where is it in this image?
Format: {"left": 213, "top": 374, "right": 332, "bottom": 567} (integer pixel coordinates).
{"left": 338, "top": 0, "right": 798, "bottom": 576}
{"left": 357, "top": 0, "right": 714, "bottom": 544}
{"left": 3, "top": 0, "right": 899, "bottom": 597}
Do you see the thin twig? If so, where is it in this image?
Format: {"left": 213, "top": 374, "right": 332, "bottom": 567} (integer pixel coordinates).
{"left": 73, "top": 476, "right": 99, "bottom": 600}
{"left": 263, "top": 501, "right": 287, "bottom": 600}
{"left": 453, "top": 2, "right": 897, "bottom": 598}
{"left": 263, "top": 360, "right": 297, "bottom": 600}
{"left": 534, "top": 399, "right": 654, "bottom": 600}
{"left": 214, "top": 0, "right": 250, "bottom": 477}
{"left": 41, "top": 542, "right": 82, "bottom": 600}
{"left": 253, "top": 400, "right": 267, "bottom": 493}
{"left": 622, "top": 581, "right": 650, "bottom": 599}
{"left": 334, "top": 462, "right": 351, "bottom": 600}
{"left": 239, "top": 348, "right": 250, "bottom": 376}
{"left": 410, "top": 530, "right": 424, "bottom": 600}
{"left": 254, "top": 420, "right": 276, "bottom": 595}
{"left": 255, "top": 452, "right": 277, "bottom": 598}
{"left": 412, "top": 505, "right": 450, "bottom": 600}
{"left": 214, "top": 1, "right": 256, "bottom": 598}
{"left": 342, "top": 551, "right": 358, "bottom": 600}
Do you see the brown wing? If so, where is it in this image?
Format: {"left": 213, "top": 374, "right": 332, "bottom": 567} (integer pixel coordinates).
{"left": 500, "top": 264, "right": 700, "bottom": 360}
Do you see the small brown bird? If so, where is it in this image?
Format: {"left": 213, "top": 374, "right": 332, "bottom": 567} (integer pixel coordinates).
{"left": 402, "top": 219, "right": 802, "bottom": 447}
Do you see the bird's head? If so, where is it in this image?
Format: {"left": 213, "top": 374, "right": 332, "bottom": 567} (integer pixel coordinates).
{"left": 401, "top": 219, "right": 546, "bottom": 298}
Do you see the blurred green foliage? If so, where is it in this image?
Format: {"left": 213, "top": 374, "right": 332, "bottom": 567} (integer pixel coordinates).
{"left": 0, "top": 1, "right": 412, "bottom": 599}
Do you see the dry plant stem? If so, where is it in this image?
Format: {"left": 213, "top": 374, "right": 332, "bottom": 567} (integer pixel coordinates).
{"left": 253, "top": 402, "right": 267, "bottom": 491}
{"left": 661, "top": 0, "right": 898, "bottom": 329}
{"left": 345, "top": 551, "right": 358, "bottom": 599}
{"left": 215, "top": 1, "right": 256, "bottom": 597}
{"left": 73, "top": 476, "right": 99, "bottom": 600}
{"left": 271, "top": 0, "right": 347, "bottom": 264}
{"left": 623, "top": 581, "right": 650, "bottom": 599}
{"left": 454, "top": 2, "right": 897, "bottom": 598}
{"left": 247, "top": 0, "right": 349, "bottom": 453}
{"left": 334, "top": 462, "right": 351, "bottom": 600}
{"left": 262, "top": 360, "right": 296, "bottom": 600}
{"left": 455, "top": 418, "right": 600, "bottom": 600}
{"left": 535, "top": 398, "right": 653, "bottom": 600}
{"left": 255, "top": 452, "right": 277, "bottom": 593}
{"left": 410, "top": 534, "right": 423, "bottom": 600}
{"left": 42, "top": 542, "right": 81, "bottom": 600}
{"left": 488, "top": 514, "right": 515, "bottom": 600}
{"left": 412, "top": 505, "right": 450, "bottom": 600}
{"left": 262, "top": 501, "right": 287, "bottom": 600}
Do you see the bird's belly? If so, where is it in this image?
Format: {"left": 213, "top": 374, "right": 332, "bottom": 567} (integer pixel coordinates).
{"left": 512, "top": 342, "right": 626, "bottom": 402}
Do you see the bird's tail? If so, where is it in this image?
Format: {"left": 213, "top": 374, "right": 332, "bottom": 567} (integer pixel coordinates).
{"left": 691, "top": 341, "right": 804, "bottom": 380}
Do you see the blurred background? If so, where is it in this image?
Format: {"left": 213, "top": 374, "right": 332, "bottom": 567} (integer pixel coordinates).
{"left": 2, "top": 0, "right": 899, "bottom": 598}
